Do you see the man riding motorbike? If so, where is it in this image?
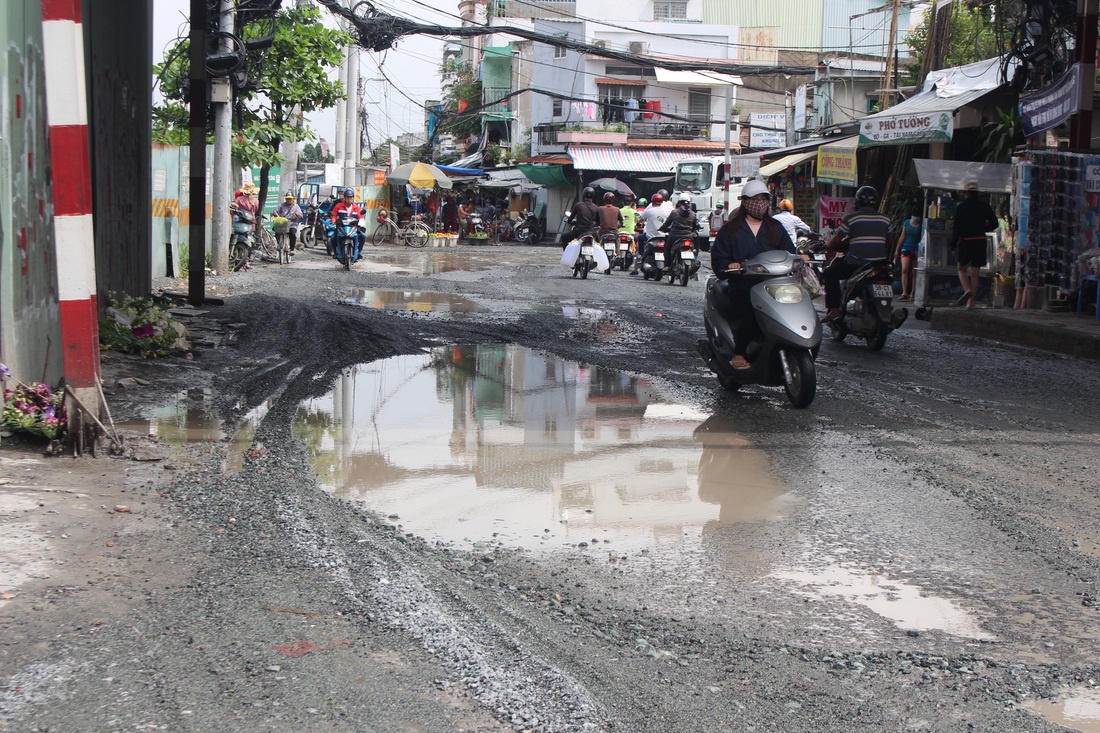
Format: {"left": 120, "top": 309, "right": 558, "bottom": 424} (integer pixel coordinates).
{"left": 710, "top": 180, "right": 796, "bottom": 369}
{"left": 631, "top": 193, "right": 673, "bottom": 275}
{"left": 565, "top": 187, "right": 601, "bottom": 248}
{"left": 329, "top": 187, "right": 365, "bottom": 261}
{"left": 821, "top": 185, "right": 890, "bottom": 323}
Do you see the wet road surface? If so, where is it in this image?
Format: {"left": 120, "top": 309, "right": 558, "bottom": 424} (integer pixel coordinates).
{"left": 3, "top": 242, "right": 1099, "bottom": 732}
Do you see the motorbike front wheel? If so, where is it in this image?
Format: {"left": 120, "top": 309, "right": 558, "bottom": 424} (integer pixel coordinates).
{"left": 342, "top": 241, "right": 353, "bottom": 271}
{"left": 230, "top": 240, "right": 249, "bottom": 272}
{"left": 782, "top": 349, "right": 816, "bottom": 408}
{"left": 581, "top": 259, "right": 591, "bottom": 279}
{"left": 514, "top": 224, "right": 529, "bottom": 243}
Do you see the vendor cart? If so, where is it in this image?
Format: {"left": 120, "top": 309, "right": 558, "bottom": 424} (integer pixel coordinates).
{"left": 911, "top": 159, "right": 1011, "bottom": 308}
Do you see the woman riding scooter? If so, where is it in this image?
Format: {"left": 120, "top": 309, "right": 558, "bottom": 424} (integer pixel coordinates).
{"left": 710, "top": 180, "right": 796, "bottom": 370}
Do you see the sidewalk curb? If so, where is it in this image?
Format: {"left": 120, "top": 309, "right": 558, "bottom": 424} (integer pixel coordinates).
{"left": 931, "top": 307, "right": 1100, "bottom": 361}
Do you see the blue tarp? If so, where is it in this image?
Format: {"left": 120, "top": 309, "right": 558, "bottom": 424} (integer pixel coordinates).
{"left": 436, "top": 164, "right": 483, "bottom": 176}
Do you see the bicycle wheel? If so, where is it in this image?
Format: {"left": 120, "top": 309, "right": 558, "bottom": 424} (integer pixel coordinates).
{"left": 258, "top": 227, "right": 278, "bottom": 261}
{"left": 404, "top": 223, "right": 430, "bottom": 248}
{"left": 372, "top": 223, "right": 391, "bottom": 246}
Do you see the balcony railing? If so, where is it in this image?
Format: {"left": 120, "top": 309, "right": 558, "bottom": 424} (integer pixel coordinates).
{"left": 482, "top": 86, "right": 513, "bottom": 117}
{"left": 534, "top": 120, "right": 710, "bottom": 147}
{"left": 492, "top": 0, "right": 576, "bottom": 18}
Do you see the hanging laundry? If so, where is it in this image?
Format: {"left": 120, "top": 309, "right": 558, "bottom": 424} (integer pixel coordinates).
{"left": 626, "top": 97, "right": 639, "bottom": 123}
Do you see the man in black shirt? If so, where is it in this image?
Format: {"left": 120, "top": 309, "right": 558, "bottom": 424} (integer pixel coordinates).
{"left": 952, "top": 182, "right": 998, "bottom": 309}
{"left": 566, "top": 187, "right": 600, "bottom": 248}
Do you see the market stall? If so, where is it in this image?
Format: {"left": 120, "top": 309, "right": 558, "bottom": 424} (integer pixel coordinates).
{"left": 911, "top": 159, "right": 1011, "bottom": 307}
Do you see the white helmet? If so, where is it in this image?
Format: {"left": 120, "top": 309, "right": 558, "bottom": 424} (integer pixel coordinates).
{"left": 740, "top": 179, "right": 769, "bottom": 199}
{"left": 677, "top": 192, "right": 691, "bottom": 205}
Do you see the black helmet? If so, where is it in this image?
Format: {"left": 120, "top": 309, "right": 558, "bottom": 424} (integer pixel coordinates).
{"left": 855, "top": 185, "right": 878, "bottom": 208}
{"left": 583, "top": 187, "right": 595, "bottom": 200}
{"left": 657, "top": 188, "right": 669, "bottom": 199}
{"left": 603, "top": 191, "right": 616, "bottom": 204}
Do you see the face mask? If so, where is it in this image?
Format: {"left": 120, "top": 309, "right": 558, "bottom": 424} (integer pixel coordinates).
{"left": 744, "top": 198, "right": 769, "bottom": 219}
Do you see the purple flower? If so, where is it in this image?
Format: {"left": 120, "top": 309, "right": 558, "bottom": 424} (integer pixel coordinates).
{"left": 44, "top": 406, "right": 56, "bottom": 419}
{"left": 131, "top": 324, "right": 156, "bottom": 339}
{"left": 0, "top": 363, "right": 10, "bottom": 379}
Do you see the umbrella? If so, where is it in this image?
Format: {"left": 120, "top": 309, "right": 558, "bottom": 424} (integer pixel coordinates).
{"left": 589, "top": 177, "right": 635, "bottom": 197}
{"left": 386, "top": 162, "right": 453, "bottom": 190}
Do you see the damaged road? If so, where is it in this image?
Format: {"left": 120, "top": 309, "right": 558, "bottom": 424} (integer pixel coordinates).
{"left": 2, "top": 244, "right": 1100, "bottom": 732}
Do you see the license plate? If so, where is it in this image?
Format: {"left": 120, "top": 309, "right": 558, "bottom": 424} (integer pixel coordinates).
{"left": 604, "top": 244, "right": 615, "bottom": 251}
{"left": 581, "top": 246, "right": 593, "bottom": 256}
{"left": 681, "top": 251, "right": 695, "bottom": 260}
{"left": 654, "top": 253, "right": 665, "bottom": 262}
{"left": 619, "top": 244, "right": 630, "bottom": 252}
{"left": 872, "top": 284, "right": 893, "bottom": 298}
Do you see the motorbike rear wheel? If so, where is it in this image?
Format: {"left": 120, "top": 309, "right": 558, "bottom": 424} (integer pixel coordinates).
{"left": 782, "top": 349, "right": 816, "bottom": 408}
{"left": 865, "top": 323, "right": 889, "bottom": 351}
{"left": 718, "top": 375, "right": 741, "bottom": 392}
{"left": 342, "top": 241, "right": 353, "bottom": 271}
{"left": 302, "top": 226, "right": 315, "bottom": 248}
{"left": 527, "top": 222, "right": 543, "bottom": 244}
{"left": 581, "top": 259, "right": 591, "bottom": 279}
{"left": 829, "top": 320, "right": 848, "bottom": 342}
{"left": 230, "top": 241, "right": 249, "bottom": 272}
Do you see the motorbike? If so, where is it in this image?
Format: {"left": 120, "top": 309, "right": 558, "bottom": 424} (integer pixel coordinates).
{"left": 667, "top": 235, "right": 701, "bottom": 286}
{"left": 825, "top": 257, "right": 908, "bottom": 351}
{"left": 300, "top": 203, "right": 324, "bottom": 248}
{"left": 614, "top": 233, "right": 634, "bottom": 271}
{"left": 639, "top": 236, "right": 667, "bottom": 281}
{"left": 228, "top": 207, "right": 253, "bottom": 272}
{"left": 600, "top": 232, "right": 619, "bottom": 273}
{"left": 572, "top": 233, "right": 599, "bottom": 279}
{"left": 513, "top": 210, "right": 543, "bottom": 244}
{"left": 795, "top": 231, "right": 828, "bottom": 277}
{"left": 466, "top": 210, "right": 484, "bottom": 237}
{"left": 696, "top": 249, "right": 821, "bottom": 408}
{"left": 332, "top": 212, "right": 364, "bottom": 270}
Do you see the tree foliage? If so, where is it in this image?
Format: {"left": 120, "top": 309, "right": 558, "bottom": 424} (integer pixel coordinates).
{"left": 901, "top": 2, "right": 1023, "bottom": 88}
{"left": 437, "top": 63, "right": 482, "bottom": 143}
{"left": 154, "top": 5, "right": 352, "bottom": 207}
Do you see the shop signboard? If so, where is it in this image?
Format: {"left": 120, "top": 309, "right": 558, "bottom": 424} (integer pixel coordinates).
{"left": 794, "top": 85, "right": 807, "bottom": 132}
{"left": 729, "top": 156, "right": 760, "bottom": 178}
{"left": 818, "top": 196, "right": 854, "bottom": 242}
{"left": 817, "top": 145, "right": 857, "bottom": 186}
{"left": 1087, "top": 165, "right": 1100, "bottom": 193}
{"left": 859, "top": 111, "right": 952, "bottom": 145}
{"left": 1020, "top": 63, "right": 1082, "bottom": 138}
{"left": 250, "top": 164, "right": 282, "bottom": 219}
{"left": 750, "top": 113, "right": 786, "bottom": 148}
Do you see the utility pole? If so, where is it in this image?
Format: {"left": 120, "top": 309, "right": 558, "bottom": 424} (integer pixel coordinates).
{"left": 344, "top": 44, "right": 360, "bottom": 187}
{"left": 1071, "top": 0, "right": 1098, "bottom": 149}
{"left": 210, "top": 0, "right": 234, "bottom": 275}
{"left": 188, "top": 0, "right": 208, "bottom": 303}
{"left": 878, "top": 0, "right": 902, "bottom": 110}
{"left": 281, "top": 0, "right": 310, "bottom": 200}
{"left": 335, "top": 54, "right": 346, "bottom": 170}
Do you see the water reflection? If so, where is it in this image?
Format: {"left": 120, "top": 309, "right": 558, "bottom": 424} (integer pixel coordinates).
{"left": 342, "top": 289, "right": 486, "bottom": 313}
{"left": 294, "top": 345, "right": 795, "bottom": 552}
{"left": 1027, "top": 687, "right": 1100, "bottom": 733}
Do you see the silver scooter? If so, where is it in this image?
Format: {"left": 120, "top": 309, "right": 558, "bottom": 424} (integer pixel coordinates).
{"left": 696, "top": 249, "right": 822, "bottom": 408}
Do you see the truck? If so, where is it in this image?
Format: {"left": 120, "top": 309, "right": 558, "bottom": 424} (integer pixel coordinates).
{"left": 671, "top": 156, "right": 748, "bottom": 246}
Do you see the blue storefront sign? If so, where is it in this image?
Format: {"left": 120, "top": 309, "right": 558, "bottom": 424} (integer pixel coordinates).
{"left": 1020, "top": 64, "right": 1082, "bottom": 137}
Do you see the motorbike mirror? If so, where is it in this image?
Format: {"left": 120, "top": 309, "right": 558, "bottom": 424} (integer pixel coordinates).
{"left": 691, "top": 203, "right": 697, "bottom": 212}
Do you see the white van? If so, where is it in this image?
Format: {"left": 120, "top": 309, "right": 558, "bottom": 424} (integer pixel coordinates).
{"left": 672, "top": 156, "right": 747, "bottom": 232}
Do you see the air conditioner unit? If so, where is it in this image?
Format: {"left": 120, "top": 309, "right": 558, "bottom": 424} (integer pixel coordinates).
{"left": 592, "top": 40, "right": 608, "bottom": 49}
{"left": 628, "top": 41, "right": 649, "bottom": 55}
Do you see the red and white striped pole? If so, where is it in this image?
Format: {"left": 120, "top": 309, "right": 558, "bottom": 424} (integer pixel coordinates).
{"left": 41, "top": 0, "right": 100, "bottom": 417}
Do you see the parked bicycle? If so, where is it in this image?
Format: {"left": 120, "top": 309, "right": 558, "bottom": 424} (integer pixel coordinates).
{"left": 272, "top": 216, "right": 293, "bottom": 264}
{"left": 371, "top": 209, "right": 431, "bottom": 248}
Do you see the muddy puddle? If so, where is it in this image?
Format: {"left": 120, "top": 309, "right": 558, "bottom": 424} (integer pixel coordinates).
{"left": 342, "top": 289, "right": 487, "bottom": 314}
{"left": 1026, "top": 686, "right": 1100, "bottom": 732}
{"left": 293, "top": 345, "right": 799, "bottom": 552}
{"left": 117, "top": 388, "right": 266, "bottom": 473}
{"left": 774, "top": 562, "right": 992, "bottom": 640}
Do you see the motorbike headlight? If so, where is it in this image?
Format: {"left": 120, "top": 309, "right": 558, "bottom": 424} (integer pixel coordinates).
{"left": 766, "top": 284, "right": 804, "bottom": 304}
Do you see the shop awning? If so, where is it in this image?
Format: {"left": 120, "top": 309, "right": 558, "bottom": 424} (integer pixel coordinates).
{"left": 568, "top": 146, "right": 715, "bottom": 173}
{"left": 517, "top": 163, "right": 574, "bottom": 188}
{"left": 911, "top": 159, "right": 1012, "bottom": 193}
{"left": 858, "top": 56, "right": 1013, "bottom": 147}
{"left": 653, "top": 68, "right": 742, "bottom": 86}
{"left": 759, "top": 150, "right": 818, "bottom": 178}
